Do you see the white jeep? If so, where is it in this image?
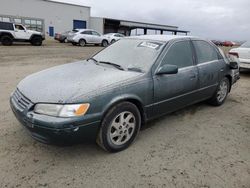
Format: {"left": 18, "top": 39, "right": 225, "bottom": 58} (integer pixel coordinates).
{"left": 0, "top": 21, "right": 45, "bottom": 46}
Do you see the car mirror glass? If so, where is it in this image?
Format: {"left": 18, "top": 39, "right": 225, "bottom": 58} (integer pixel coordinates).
{"left": 156, "top": 64, "right": 178, "bottom": 75}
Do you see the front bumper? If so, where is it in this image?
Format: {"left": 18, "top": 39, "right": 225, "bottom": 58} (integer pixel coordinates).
{"left": 10, "top": 95, "right": 101, "bottom": 144}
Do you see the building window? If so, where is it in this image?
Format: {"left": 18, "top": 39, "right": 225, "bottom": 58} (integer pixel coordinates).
{"left": 2, "top": 17, "right": 10, "bottom": 22}
{"left": 14, "top": 18, "right": 22, "bottom": 23}
{"left": 37, "top": 21, "right": 42, "bottom": 25}
{"left": 24, "top": 19, "right": 43, "bottom": 32}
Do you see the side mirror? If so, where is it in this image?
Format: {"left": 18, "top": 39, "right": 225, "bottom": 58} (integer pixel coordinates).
{"left": 229, "top": 61, "right": 239, "bottom": 69}
{"left": 156, "top": 64, "right": 178, "bottom": 75}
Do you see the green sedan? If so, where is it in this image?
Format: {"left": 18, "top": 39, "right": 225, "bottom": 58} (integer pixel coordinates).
{"left": 10, "top": 35, "right": 239, "bottom": 152}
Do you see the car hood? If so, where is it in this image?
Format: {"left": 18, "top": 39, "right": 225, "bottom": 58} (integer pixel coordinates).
{"left": 17, "top": 61, "right": 142, "bottom": 104}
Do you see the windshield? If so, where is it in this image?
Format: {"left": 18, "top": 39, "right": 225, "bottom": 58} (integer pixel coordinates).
{"left": 93, "top": 39, "right": 165, "bottom": 72}
{"left": 241, "top": 41, "right": 250, "bottom": 48}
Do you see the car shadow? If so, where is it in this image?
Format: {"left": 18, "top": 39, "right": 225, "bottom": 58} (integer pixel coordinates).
{"left": 240, "top": 69, "right": 250, "bottom": 76}
{"left": 48, "top": 101, "right": 207, "bottom": 151}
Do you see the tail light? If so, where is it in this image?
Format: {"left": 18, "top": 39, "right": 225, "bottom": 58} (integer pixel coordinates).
{"left": 229, "top": 52, "right": 239, "bottom": 58}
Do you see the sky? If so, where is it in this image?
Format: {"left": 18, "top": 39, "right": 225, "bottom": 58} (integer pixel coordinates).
{"left": 55, "top": 0, "right": 250, "bottom": 41}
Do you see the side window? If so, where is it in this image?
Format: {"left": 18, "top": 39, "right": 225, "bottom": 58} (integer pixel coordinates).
{"left": 161, "top": 40, "right": 194, "bottom": 68}
{"left": 193, "top": 40, "right": 219, "bottom": 64}
{"left": 0, "top": 22, "right": 14, "bottom": 30}
{"left": 92, "top": 31, "right": 100, "bottom": 36}
{"left": 15, "top": 24, "right": 25, "bottom": 30}
{"left": 81, "top": 31, "right": 92, "bottom": 35}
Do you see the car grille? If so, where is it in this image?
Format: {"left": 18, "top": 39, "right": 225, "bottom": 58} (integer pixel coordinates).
{"left": 12, "top": 89, "right": 33, "bottom": 111}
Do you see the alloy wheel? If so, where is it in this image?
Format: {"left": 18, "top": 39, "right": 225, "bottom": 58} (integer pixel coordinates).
{"left": 109, "top": 111, "right": 136, "bottom": 146}
{"left": 217, "top": 80, "right": 228, "bottom": 102}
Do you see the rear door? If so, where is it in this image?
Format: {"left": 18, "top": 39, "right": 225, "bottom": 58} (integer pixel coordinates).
{"left": 91, "top": 31, "right": 102, "bottom": 44}
{"left": 81, "top": 30, "right": 93, "bottom": 43}
{"left": 192, "top": 40, "right": 222, "bottom": 99}
{"left": 152, "top": 39, "right": 199, "bottom": 117}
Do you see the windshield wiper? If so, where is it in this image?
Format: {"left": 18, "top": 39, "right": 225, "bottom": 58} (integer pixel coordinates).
{"left": 87, "top": 57, "right": 98, "bottom": 64}
{"left": 87, "top": 58, "right": 124, "bottom": 71}
{"left": 98, "top": 61, "right": 125, "bottom": 71}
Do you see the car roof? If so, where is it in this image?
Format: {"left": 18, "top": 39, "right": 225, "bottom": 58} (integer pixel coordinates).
{"left": 74, "top": 29, "right": 96, "bottom": 32}
{"left": 128, "top": 35, "right": 199, "bottom": 43}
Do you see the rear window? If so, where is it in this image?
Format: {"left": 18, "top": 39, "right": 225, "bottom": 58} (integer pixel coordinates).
{"left": 0, "top": 22, "right": 14, "bottom": 30}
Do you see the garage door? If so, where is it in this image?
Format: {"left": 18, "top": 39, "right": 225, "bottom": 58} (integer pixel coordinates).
{"left": 73, "top": 20, "right": 86, "bottom": 29}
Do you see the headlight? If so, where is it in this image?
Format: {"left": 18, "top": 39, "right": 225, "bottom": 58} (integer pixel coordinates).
{"left": 34, "top": 103, "right": 90, "bottom": 117}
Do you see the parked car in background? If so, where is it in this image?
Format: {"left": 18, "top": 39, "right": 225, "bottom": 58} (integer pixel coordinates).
{"left": 54, "top": 31, "right": 70, "bottom": 43}
{"left": 67, "top": 29, "right": 109, "bottom": 47}
{"left": 229, "top": 41, "right": 250, "bottom": 70}
{"left": 104, "top": 33, "right": 125, "bottom": 44}
{"left": 223, "top": 41, "right": 234, "bottom": 47}
{"left": 10, "top": 35, "right": 239, "bottom": 152}
{"left": 211, "top": 40, "right": 223, "bottom": 46}
{"left": 0, "top": 21, "right": 45, "bottom": 46}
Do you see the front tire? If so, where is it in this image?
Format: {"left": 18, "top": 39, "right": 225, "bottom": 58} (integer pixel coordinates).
{"left": 97, "top": 102, "right": 141, "bottom": 152}
{"left": 208, "top": 77, "right": 230, "bottom": 106}
{"left": 102, "top": 40, "right": 108, "bottom": 47}
{"left": 31, "top": 36, "right": 42, "bottom": 46}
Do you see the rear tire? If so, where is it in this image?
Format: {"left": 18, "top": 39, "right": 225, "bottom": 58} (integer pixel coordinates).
{"left": 208, "top": 77, "right": 230, "bottom": 106}
{"left": 31, "top": 36, "right": 42, "bottom": 46}
{"left": 79, "top": 39, "right": 86, "bottom": 47}
{"left": 97, "top": 102, "right": 141, "bottom": 152}
{"left": 1, "top": 35, "right": 13, "bottom": 46}
{"left": 111, "top": 39, "right": 116, "bottom": 44}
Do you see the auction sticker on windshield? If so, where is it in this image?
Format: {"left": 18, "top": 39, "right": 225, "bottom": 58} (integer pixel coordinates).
{"left": 138, "top": 42, "right": 162, "bottom": 50}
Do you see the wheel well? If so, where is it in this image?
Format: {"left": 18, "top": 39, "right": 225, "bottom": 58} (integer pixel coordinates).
{"left": 30, "top": 35, "right": 42, "bottom": 40}
{"left": 0, "top": 32, "right": 14, "bottom": 39}
{"left": 102, "top": 98, "right": 146, "bottom": 126}
{"left": 225, "top": 75, "right": 232, "bottom": 92}
{"left": 102, "top": 39, "right": 108, "bottom": 43}
{"left": 79, "top": 38, "right": 86, "bottom": 43}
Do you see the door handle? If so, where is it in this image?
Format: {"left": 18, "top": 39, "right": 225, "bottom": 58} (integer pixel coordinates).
{"left": 190, "top": 74, "right": 196, "bottom": 79}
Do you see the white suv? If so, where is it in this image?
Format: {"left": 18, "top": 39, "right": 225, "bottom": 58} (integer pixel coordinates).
{"left": 0, "top": 21, "right": 45, "bottom": 46}
{"left": 67, "top": 29, "right": 109, "bottom": 47}
{"left": 104, "top": 33, "right": 125, "bottom": 44}
{"left": 229, "top": 41, "right": 250, "bottom": 70}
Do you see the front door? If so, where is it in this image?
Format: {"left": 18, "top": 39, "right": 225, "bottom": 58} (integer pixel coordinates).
{"left": 14, "top": 24, "right": 29, "bottom": 39}
{"left": 153, "top": 40, "right": 199, "bottom": 117}
{"left": 91, "top": 31, "right": 102, "bottom": 44}
{"left": 49, "top": 26, "right": 54, "bottom": 37}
